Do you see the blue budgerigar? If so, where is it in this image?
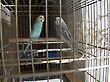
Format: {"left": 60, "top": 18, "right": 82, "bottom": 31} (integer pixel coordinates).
{"left": 55, "top": 17, "right": 73, "bottom": 51}
{"left": 23, "top": 15, "right": 45, "bottom": 55}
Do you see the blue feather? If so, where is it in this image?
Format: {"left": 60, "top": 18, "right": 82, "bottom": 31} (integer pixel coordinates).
{"left": 67, "top": 33, "right": 71, "bottom": 38}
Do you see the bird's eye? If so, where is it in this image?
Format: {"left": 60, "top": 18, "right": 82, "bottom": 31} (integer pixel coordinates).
{"left": 40, "top": 17, "right": 42, "bottom": 18}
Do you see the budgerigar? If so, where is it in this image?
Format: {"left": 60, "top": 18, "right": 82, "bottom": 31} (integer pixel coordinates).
{"left": 55, "top": 17, "right": 73, "bottom": 51}
{"left": 23, "top": 15, "right": 45, "bottom": 55}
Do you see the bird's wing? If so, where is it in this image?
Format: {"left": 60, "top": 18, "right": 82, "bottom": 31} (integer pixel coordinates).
{"left": 55, "top": 24, "right": 60, "bottom": 37}
{"left": 30, "top": 21, "right": 42, "bottom": 39}
{"left": 62, "top": 22, "right": 72, "bottom": 40}
{"left": 62, "top": 21, "right": 73, "bottom": 51}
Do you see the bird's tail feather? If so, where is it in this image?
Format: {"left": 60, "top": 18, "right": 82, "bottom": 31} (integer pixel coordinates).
{"left": 23, "top": 42, "right": 31, "bottom": 55}
{"left": 67, "top": 42, "right": 73, "bottom": 52}
{"left": 67, "top": 43, "right": 77, "bottom": 59}
{"left": 69, "top": 43, "right": 73, "bottom": 52}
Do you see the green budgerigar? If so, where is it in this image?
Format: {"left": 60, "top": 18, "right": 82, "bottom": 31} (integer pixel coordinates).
{"left": 23, "top": 15, "right": 45, "bottom": 55}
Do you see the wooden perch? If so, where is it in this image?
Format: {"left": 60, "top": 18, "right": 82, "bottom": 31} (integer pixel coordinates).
{"left": 9, "top": 38, "right": 62, "bottom": 43}
{"left": 20, "top": 56, "right": 74, "bottom": 62}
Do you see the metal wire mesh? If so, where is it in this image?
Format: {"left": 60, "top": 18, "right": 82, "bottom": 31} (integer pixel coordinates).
{"left": 0, "top": 0, "right": 110, "bottom": 82}
{"left": 74, "top": 0, "right": 110, "bottom": 82}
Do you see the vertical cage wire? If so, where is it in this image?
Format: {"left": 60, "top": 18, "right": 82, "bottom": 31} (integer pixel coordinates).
{"left": 103, "top": 0, "right": 106, "bottom": 81}
{"left": 45, "top": 0, "right": 49, "bottom": 81}
{"left": 29, "top": 0, "right": 35, "bottom": 74}
{"left": 59, "top": 0, "right": 63, "bottom": 82}
{"left": 107, "top": 0, "right": 110, "bottom": 81}
{"left": 95, "top": 0, "right": 98, "bottom": 81}
{"left": 84, "top": 0, "right": 88, "bottom": 82}
{"left": 72, "top": 0, "right": 76, "bottom": 81}
{"left": 15, "top": 0, "right": 21, "bottom": 75}
{"left": 0, "top": 0, "right": 6, "bottom": 76}
{"left": 0, "top": 1, "right": 7, "bottom": 82}
{"left": 99, "top": 1, "right": 101, "bottom": 81}
{"left": 93, "top": 3, "right": 96, "bottom": 82}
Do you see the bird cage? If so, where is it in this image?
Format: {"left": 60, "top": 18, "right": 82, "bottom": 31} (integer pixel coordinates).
{"left": 0, "top": 0, "right": 110, "bottom": 82}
